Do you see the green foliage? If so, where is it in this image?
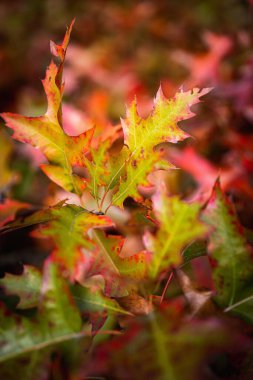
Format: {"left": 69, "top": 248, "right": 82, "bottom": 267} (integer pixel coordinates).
{"left": 84, "top": 139, "right": 111, "bottom": 202}
{"left": 36, "top": 204, "right": 113, "bottom": 281}
{"left": 0, "top": 263, "right": 91, "bottom": 374}
{"left": 111, "top": 87, "right": 211, "bottom": 208}
{"left": 144, "top": 186, "right": 206, "bottom": 278}
{"left": 91, "top": 310, "right": 228, "bottom": 380}
{"left": 0, "top": 266, "right": 41, "bottom": 309}
{"left": 1, "top": 20, "right": 253, "bottom": 380}
{"left": 203, "top": 179, "right": 253, "bottom": 319}
{"left": 91, "top": 230, "right": 147, "bottom": 296}
{"left": 1, "top": 21, "right": 94, "bottom": 196}
{"left": 182, "top": 240, "right": 207, "bottom": 264}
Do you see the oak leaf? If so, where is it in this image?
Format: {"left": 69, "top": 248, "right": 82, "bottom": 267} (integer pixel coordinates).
{"left": 144, "top": 186, "right": 206, "bottom": 278}
{"left": 0, "top": 266, "right": 41, "bottom": 309}
{"left": 0, "top": 262, "right": 89, "bottom": 365}
{"left": 90, "top": 230, "right": 147, "bottom": 297}
{"left": 111, "top": 87, "right": 211, "bottom": 207}
{"left": 37, "top": 205, "right": 113, "bottom": 281}
{"left": 1, "top": 20, "right": 94, "bottom": 196}
{"left": 203, "top": 179, "right": 253, "bottom": 309}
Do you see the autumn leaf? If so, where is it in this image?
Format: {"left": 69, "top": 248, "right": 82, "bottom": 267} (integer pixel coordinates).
{"left": 116, "top": 292, "right": 153, "bottom": 315}
{"left": 36, "top": 205, "right": 113, "bottom": 281}
{"left": 1, "top": 21, "right": 94, "bottom": 196}
{"left": 0, "top": 266, "right": 41, "bottom": 309}
{"left": 144, "top": 186, "right": 206, "bottom": 279}
{"left": 0, "top": 265, "right": 131, "bottom": 317}
{"left": 90, "top": 230, "right": 147, "bottom": 297}
{"left": 73, "top": 282, "right": 129, "bottom": 335}
{"left": 0, "top": 203, "right": 113, "bottom": 281}
{"left": 112, "top": 149, "right": 171, "bottom": 208}
{"left": 203, "top": 179, "right": 253, "bottom": 308}
{"left": 0, "top": 198, "right": 29, "bottom": 227}
{"left": 3, "top": 12, "right": 253, "bottom": 380}
{"left": 0, "top": 200, "right": 66, "bottom": 233}
{"left": 72, "top": 284, "right": 132, "bottom": 316}
{"left": 171, "top": 32, "right": 232, "bottom": 87}
{"left": 40, "top": 261, "right": 83, "bottom": 333}
{"left": 182, "top": 240, "right": 207, "bottom": 264}
{"left": 168, "top": 146, "right": 252, "bottom": 202}
{"left": 84, "top": 139, "right": 111, "bottom": 202}
{"left": 0, "top": 262, "right": 90, "bottom": 365}
{"left": 176, "top": 269, "right": 213, "bottom": 317}
{"left": 0, "top": 263, "right": 91, "bottom": 379}
{"left": 0, "top": 20, "right": 211, "bottom": 208}
{"left": 110, "top": 87, "right": 211, "bottom": 208}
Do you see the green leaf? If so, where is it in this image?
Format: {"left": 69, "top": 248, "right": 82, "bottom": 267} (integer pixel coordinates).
{"left": 0, "top": 262, "right": 90, "bottom": 364}
{"left": 112, "top": 150, "right": 169, "bottom": 207}
{"left": 38, "top": 205, "right": 113, "bottom": 281}
{"left": 203, "top": 179, "right": 253, "bottom": 308}
{"left": 72, "top": 284, "right": 132, "bottom": 316}
{"left": 1, "top": 203, "right": 113, "bottom": 281}
{"left": 0, "top": 200, "right": 65, "bottom": 234}
{"left": 123, "top": 88, "right": 210, "bottom": 152}
{"left": 40, "top": 261, "right": 82, "bottom": 334}
{"left": 110, "top": 87, "right": 211, "bottom": 208}
{"left": 1, "top": 202, "right": 115, "bottom": 284}
{"left": 0, "top": 266, "right": 42, "bottom": 309}
{"left": 84, "top": 139, "right": 111, "bottom": 202}
{"left": 182, "top": 240, "right": 207, "bottom": 264}
{"left": 144, "top": 186, "right": 206, "bottom": 278}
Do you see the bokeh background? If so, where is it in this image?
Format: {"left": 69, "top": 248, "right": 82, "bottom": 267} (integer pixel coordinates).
{"left": 1, "top": 0, "right": 252, "bottom": 113}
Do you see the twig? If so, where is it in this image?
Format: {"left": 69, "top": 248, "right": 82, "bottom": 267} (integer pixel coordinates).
{"left": 160, "top": 272, "right": 174, "bottom": 305}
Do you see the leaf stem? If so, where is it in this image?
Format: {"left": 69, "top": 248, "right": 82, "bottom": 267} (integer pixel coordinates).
{"left": 104, "top": 202, "right": 113, "bottom": 214}
{"left": 160, "top": 271, "right": 174, "bottom": 305}
{"left": 0, "top": 329, "right": 122, "bottom": 363}
{"left": 99, "top": 190, "right": 108, "bottom": 212}
{"left": 99, "top": 158, "right": 128, "bottom": 210}
{"left": 224, "top": 294, "right": 253, "bottom": 312}
{"left": 150, "top": 314, "right": 177, "bottom": 380}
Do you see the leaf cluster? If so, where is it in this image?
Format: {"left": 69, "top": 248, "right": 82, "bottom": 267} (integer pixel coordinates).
{"left": 1, "top": 22, "right": 253, "bottom": 380}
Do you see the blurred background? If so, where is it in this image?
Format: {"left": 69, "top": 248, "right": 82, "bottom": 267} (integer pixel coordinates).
{"left": 1, "top": 0, "right": 252, "bottom": 113}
